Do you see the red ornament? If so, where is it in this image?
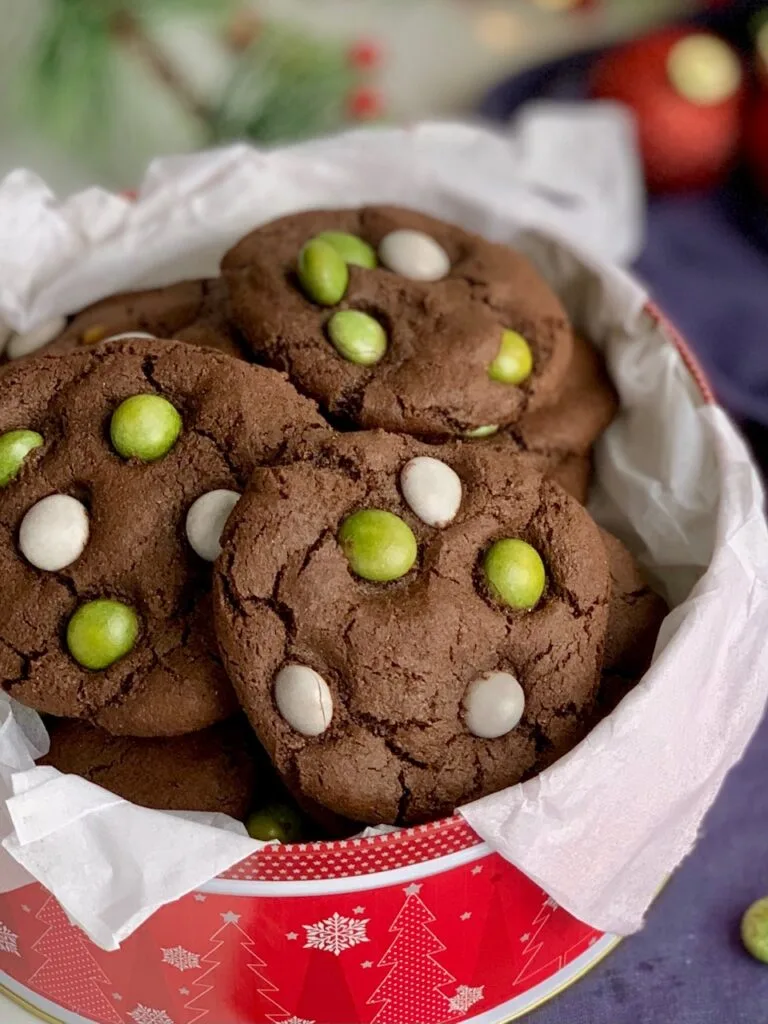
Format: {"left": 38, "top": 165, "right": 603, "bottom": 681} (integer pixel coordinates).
{"left": 745, "top": 91, "right": 768, "bottom": 196}
{"left": 348, "top": 87, "right": 384, "bottom": 121}
{"left": 348, "top": 39, "right": 382, "bottom": 69}
{"left": 590, "top": 27, "right": 744, "bottom": 192}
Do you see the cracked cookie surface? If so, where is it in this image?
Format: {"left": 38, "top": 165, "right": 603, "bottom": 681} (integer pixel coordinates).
{"left": 222, "top": 206, "right": 573, "bottom": 437}
{"left": 41, "top": 715, "right": 260, "bottom": 818}
{"left": 213, "top": 430, "right": 611, "bottom": 825}
{"left": 0, "top": 339, "right": 327, "bottom": 735}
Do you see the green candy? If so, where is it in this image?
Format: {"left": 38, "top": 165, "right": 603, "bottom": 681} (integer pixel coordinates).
{"left": 246, "top": 802, "right": 305, "bottom": 844}
{"left": 483, "top": 538, "right": 546, "bottom": 610}
{"left": 339, "top": 509, "right": 417, "bottom": 582}
{"left": 66, "top": 599, "right": 139, "bottom": 671}
{"left": 298, "top": 238, "right": 349, "bottom": 306}
{"left": 110, "top": 394, "right": 182, "bottom": 462}
{"left": 742, "top": 898, "right": 768, "bottom": 963}
{"left": 489, "top": 329, "right": 533, "bottom": 385}
{"left": 0, "top": 430, "right": 43, "bottom": 487}
{"left": 328, "top": 310, "right": 387, "bottom": 366}
{"left": 462, "top": 425, "right": 499, "bottom": 439}
{"left": 318, "top": 231, "right": 377, "bottom": 269}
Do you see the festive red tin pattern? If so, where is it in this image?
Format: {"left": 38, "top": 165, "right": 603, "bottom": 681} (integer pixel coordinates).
{"left": 0, "top": 850, "right": 603, "bottom": 1024}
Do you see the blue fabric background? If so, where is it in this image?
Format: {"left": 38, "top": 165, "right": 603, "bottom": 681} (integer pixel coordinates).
{"left": 480, "top": 7, "right": 768, "bottom": 1020}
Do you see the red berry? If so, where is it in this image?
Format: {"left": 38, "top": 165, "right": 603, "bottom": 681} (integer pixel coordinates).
{"left": 590, "top": 28, "right": 744, "bottom": 192}
{"left": 348, "top": 39, "right": 382, "bottom": 69}
{"left": 746, "top": 92, "right": 768, "bottom": 196}
{"left": 348, "top": 88, "right": 384, "bottom": 120}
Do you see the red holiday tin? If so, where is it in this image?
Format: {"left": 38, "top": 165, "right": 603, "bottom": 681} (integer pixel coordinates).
{"left": 0, "top": 818, "right": 613, "bottom": 1024}
{"left": 0, "top": 305, "right": 712, "bottom": 1024}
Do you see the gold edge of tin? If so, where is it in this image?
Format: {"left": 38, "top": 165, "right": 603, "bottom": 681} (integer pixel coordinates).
{"left": 0, "top": 983, "right": 65, "bottom": 1024}
{"left": 497, "top": 935, "right": 623, "bottom": 1023}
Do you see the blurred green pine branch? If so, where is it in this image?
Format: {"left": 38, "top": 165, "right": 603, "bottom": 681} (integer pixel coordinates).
{"left": 19, "top": 1, "right": 367, "bottom": 157}
{"left": 211, "top": 22, "right": 358, "bottom": 144}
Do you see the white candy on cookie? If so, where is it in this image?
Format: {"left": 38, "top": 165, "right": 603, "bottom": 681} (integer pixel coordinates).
{"left": 19, "top": 494, "right": 89, "bottom": 572}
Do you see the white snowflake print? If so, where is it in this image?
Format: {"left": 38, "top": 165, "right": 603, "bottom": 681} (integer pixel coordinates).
{"left": 448, "top": 985, "right": 485, "bottom": 1013}
{"left": 129, "top": 1006, "right": 175, "bottom": 1024}
{"left": 161, "top": 946, "right": 201, "bottom": 972}
{"left": 284, "top": 1017, "right": 316, "bottom": 1024}
{"left": 303, "top": 912, "right": 369, "bottom": 956}
{"left": 0, "top": 923, "right": 19, "bottom": 956}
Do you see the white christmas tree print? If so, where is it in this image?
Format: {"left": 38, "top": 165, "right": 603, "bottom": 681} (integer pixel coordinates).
{"left": 129, "top": 1007, "right": 175, "bottom": 1024}
{"left": 0, "top": 922, "right": 19, "bottom": 956}
{"left": 514, "top": 896, "right": 595, "bottom": 986}
{"left": 161, "top": 946, "right": 201, "bottom": 972}
{"left": 28, "top": 898, "right": 122, "bottom": 1024}
{"left": 448, "top": 985, "right": 484, "bottom": 1013}
{"left": 303, "top": 912, "right": 369, "bottom": 956}
{"left": 186, "top": 912, "right": 290, "bottom": 1024}
{"left": 367, "top": 884, "right": 457, "bottom": 1024}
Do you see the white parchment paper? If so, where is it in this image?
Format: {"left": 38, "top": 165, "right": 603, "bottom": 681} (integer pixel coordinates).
{"left": 0, "top": 118, "right": 765, "bottom": 948}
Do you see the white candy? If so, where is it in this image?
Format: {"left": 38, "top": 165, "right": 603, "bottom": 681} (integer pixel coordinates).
{"left": 102, "top": 331, "right": 156, "bottom": 343}
{"left": 186, "top": 489, "right": 240, "bottom": 562}
{"left": 19, "top": 494, "right": 89, "bottom": 572}
{"left": 274, "top": 664, "right": 333, "bottom": 737}
{"left": 400, "top": 456, "right": 462, "bottom": 528}
{"left": 462, "top": 671, "right": 525, "bottom": 739}
{"left": 378, "top": 229, "right": 450, "bottom": 282}
{"left": 7, "top": 316, "right": 67, "bottom": 360}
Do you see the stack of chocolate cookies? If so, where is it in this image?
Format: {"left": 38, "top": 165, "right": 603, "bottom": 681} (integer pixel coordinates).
{"left": 0, "top": 206, "right": 666, "bottom": 834}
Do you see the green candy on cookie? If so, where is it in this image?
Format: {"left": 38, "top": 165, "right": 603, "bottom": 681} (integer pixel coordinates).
{"left": 298, "top": 238, "right": 349, "bottom": 306}
{"left": 0, "top": 430, "right": 43, "bottom": 487}
{"left": 328, "top": 310, "right": 387, "bottom": 366}
{"left": 484, "top": 538, "right": 546, "bottom": 610}
{"left": 317, "top": 231, "right": 377, "bottom": 269}
{"left": 67, "top": 599, "right": 139, "bottom": 671}
{"left": 339, "top": 508, "right": 417, "bottom": 582}
{"left": 489, "top": 329, "right": 533, "bottom": 385}
{"left": 110, "top": 394, "right": 182, "bottom": 462}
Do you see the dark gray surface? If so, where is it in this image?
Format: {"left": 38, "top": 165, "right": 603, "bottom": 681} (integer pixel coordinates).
{"left": 530, "top": 710, "right": 768, "bottom": 1023}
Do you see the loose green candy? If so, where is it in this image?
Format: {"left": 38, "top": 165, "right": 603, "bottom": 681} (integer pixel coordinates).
{"left": 298, "top": 238, "right": 349, "bottom": 306}
{"left": 66, "top": 599, "right": 139, "bottom": 671}
{"left": 483, "top": 538, "right": 546, "bottom": 610}
{"left": 328, "top": 310, "right": 387, "bottom": 366}
{"left": 742, "top": 898, "right": 768, "bottom": 963}
{"left": 246, "top": 802, "right": 305, "bottom": 844}
{"left": 489, "top": 329, "right": 533, "bottom": 385}
{"left": 0, "top": 430, "right": 43, "bottom": 488}
{"left": 318, "top": 231, "right": 377, "bottom": 269}
{"left": 463, "top": 425, "right": 499, "bottom": 439}
{"left": 339, "top": 509, "right": 417, "bottom": 582}
{"left": 110, "top": 394, "right": 182, "bottom": 462}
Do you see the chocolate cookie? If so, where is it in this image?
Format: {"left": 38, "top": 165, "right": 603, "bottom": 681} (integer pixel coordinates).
{"left": 213, "top": 430, "right": 611, "bottom": 825}
{"left": 41, "top": 716, "right": 260, "bottom": 818}
{"left": 513, "top": 333, "right": 618, "bottom": 457}
{"left": 0, "top": 339, "right": 327, "bottom": 735}
{"left": 601, "top": 529, "right": 668, "bottom": 681}
{"left": 464, "top": 334, "right": 616, "bottom": 504}
{"left": 591, "top": 532, "right": 667, "bottom": 719}
{"left": 4, "top": 280, "right": 245, "bottom": 364}
{"left": 222, "top": 206, "right": 573, "bottom": 437}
